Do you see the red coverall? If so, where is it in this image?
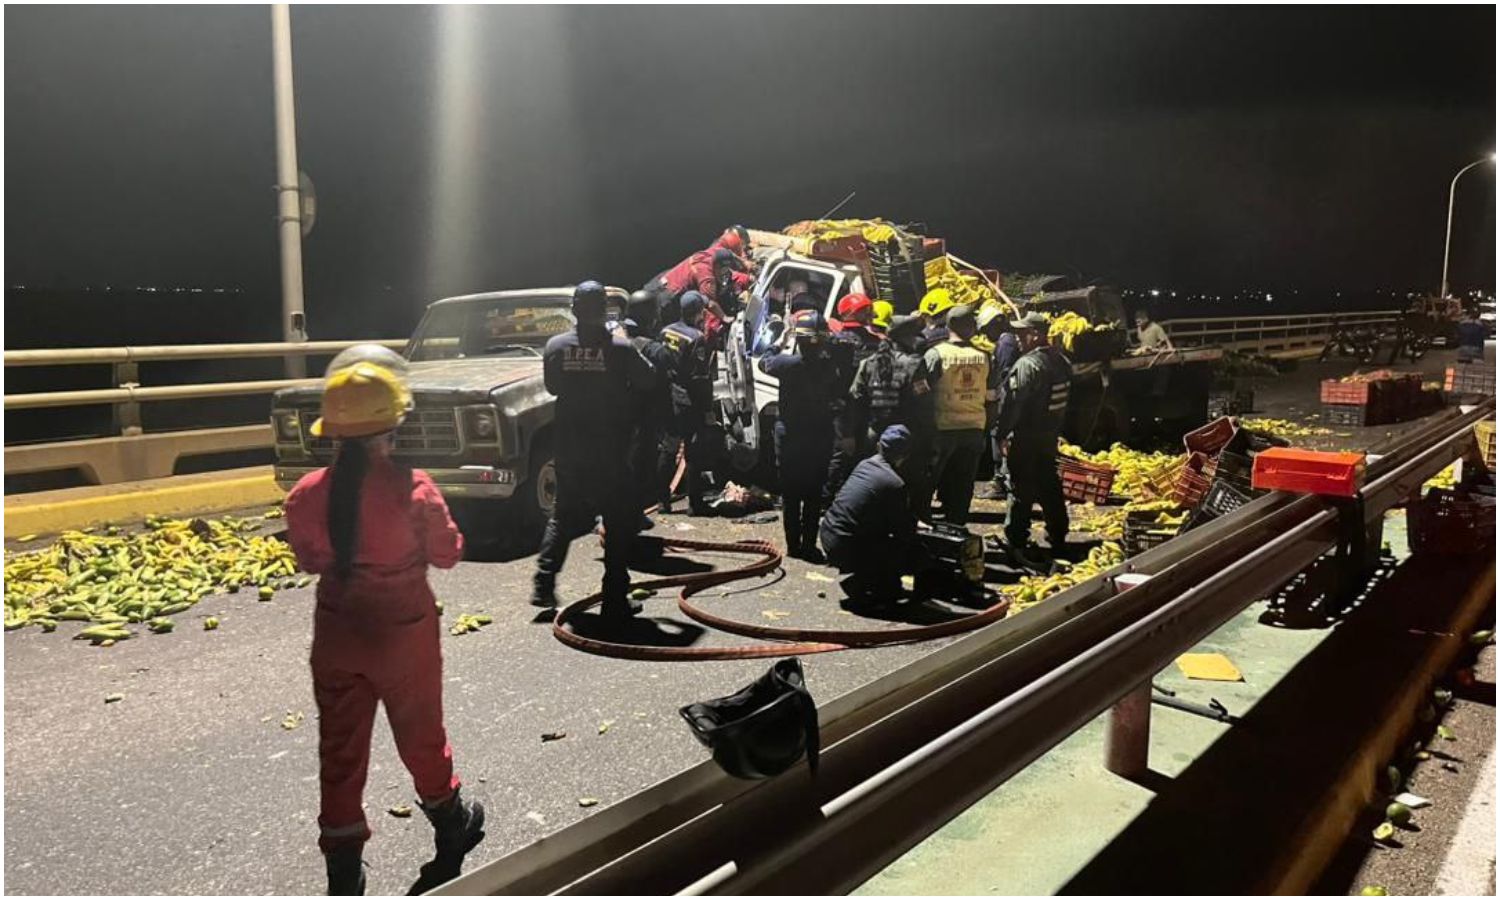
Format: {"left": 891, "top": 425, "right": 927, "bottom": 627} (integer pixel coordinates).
{"left": 285, "top": 459, "right": 465, "bottom": 853}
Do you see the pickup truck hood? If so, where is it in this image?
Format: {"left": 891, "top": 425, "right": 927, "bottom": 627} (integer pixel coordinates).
{"left": 272, "top": 357, "right": 543, "bottom": 406}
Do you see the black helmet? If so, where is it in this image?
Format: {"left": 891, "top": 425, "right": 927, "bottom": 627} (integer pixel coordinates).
{"left": 679, "top": 290, "right": 707, "bottom": 323}
{"left": 572, "top": 280, "right": 608, "bottom": 322}
{"left": 679, "top": 658, "right": 819, "bottom": 780}
{"left": 627, "top": 290, "right": 658, "bottom": 330}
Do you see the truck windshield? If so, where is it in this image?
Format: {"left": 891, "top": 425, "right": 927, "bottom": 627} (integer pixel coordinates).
{"left": 408, "top": 298, "right": 575, "bottom": 361}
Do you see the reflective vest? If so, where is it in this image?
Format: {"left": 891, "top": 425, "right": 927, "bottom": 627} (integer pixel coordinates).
{"left": 932, "top": 341, "right": 989, "bottom": 431}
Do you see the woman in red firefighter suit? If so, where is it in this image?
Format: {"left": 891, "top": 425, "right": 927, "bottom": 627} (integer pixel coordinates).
{"left": 285, "top": 345, "right": 484, "bottom": 896}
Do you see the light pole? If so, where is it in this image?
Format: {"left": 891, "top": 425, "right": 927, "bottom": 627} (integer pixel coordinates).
{"left": 271, "top": 4, "right": 307, "bottom": 377}
{"left": 1439, "top": 152, "right": 1495, "bottom": 300}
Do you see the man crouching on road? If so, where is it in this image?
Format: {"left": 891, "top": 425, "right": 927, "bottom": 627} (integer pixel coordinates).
{"left": 818, "top": 425, "right": 932, "bottom": 609}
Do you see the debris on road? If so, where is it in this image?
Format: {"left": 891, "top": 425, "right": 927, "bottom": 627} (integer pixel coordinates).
{"left": 103, "top": 693, "right": 124, "bottom": 704}
{"left": 449, "top": 613, "right": 494, "bottom": 636}
{"left": 541, "top": 731, "right": 567, "bottom": 743}
{"left": 387, "top": 805, "right": 413, "bottom": 818}
{"left": 1175, "top": 652, "right": 1244, "bottom": 682}
{"left": 577, "top": 797, "right": 599, "bottom": 808}
{"left": 281, "top": 710, "right": 304, "bottom": 731}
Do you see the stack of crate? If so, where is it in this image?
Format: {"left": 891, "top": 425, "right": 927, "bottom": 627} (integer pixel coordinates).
{"left": 1445, "top": 364, "right": 1496, "bottom": 398}
{"left": 1321, "top": 373, "right": 1422, "bottom": 426}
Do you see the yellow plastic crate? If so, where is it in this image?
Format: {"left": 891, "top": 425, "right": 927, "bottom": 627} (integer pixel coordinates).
{"left": 1476, "top": 420, "right": 1496, "bottom": 471}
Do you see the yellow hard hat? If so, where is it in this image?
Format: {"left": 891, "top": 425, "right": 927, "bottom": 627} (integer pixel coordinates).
{"left": 919, "top": 288, "right": 954, "bottom": 317}
{"left": 311, "top": 363, "right": 412, "bottom": 439}
{"left": 871, "top": 300, "right": 895, "bottom": 330}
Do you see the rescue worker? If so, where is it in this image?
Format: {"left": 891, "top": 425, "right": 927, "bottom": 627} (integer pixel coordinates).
{"left": 917, "top": 287, "right": 956, "bottom": 351}
{"left": 996, "top": 311, "right": 1073, "bottom": 567}
{"left": 657, "top": 291, "right": 718, "bottom": 515}
{"left": 532, "top": 281, "right": 656, "bottom": 615}
{"left": 923, "top": 305, "right": 992, "bottom": 525}
{"left": 625, "top": 290, "right": 674, "bottom": 518}
{"left": 645, "top": 247, "right": 753, "bottom": 346}
{"left": 819, "top": 425, "right": 929, "bottom": 606}
{"left": 977, "top": 305, "right": 1021, "bottom": 500}
{"left": 758, "top": 310, "right": 839, "bottom": 561}
{"left": 871, "top": 300, "right": 895, "bottom": 336}
{"left": 284, "top": 346, "right": 483, "bottom": 896}
{"left": 851, "top": 314, "right": 928, "bottom": 450}
{"left": 824, "top": 293, "right": 886, "bottom": 504}
{"left": 883, "top": 316, "right": 937, "bottom": 517}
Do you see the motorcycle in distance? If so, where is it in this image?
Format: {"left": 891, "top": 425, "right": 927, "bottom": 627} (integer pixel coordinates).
{"left": 1319, "top": 318, "right": 1379, "bottom": 364}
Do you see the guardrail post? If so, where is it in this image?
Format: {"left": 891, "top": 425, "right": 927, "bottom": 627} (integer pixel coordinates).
{"left": 1105, "top": 681, "right": 1153, "bottom": 779}
{"left": 112, "top": 362, "right": 143, "bottom": 436}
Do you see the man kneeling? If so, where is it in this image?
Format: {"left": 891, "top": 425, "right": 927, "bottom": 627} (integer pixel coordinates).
{"left": 818, "top": 425, "right": 931, "bottom": 606}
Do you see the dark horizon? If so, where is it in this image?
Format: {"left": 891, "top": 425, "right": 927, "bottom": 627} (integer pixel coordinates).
{"left": 6, "top": 5, "right": 1495, "bottom": 341}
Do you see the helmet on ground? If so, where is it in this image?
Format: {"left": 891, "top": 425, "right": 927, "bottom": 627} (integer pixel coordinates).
{"left": 679, "top": 290, "right": 707, "bottom": 322}
{"left": 788, "top": 309, "right": 828, "bottom": 342}
{"left": 871, "top": 300, "right": 895, "bottom": 331}
{"left": 324, "top": 342, "right": 409, "bottom": 381}
{"left": 312, "top": 362, "right": 411, "bottom": 439}
{"left": 919, "top": 288, "right": 955, "bottom": 318}
{"left": 836, "top": 293, "right": 874, "bottom": 322}
{"left": 679, "top": 658, "right": 819, "bottom": 780}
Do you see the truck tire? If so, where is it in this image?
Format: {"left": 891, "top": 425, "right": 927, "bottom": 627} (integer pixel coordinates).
{"left": 515, "top": 442, "right": 557, "bottom": 542}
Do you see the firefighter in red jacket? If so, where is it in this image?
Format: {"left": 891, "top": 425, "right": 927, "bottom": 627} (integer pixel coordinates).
{"left": 644, "top": 243, "right": 754, "bottom": 345}
{"left": 285, "top": 345, "right": 483, "bottom": 896}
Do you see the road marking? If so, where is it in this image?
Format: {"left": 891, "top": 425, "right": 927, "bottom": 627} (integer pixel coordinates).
{"left": 1434, "top": 746, "right": 1495, "bottom": 896}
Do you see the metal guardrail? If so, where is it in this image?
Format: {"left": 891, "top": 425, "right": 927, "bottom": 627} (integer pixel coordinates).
{"left": 1162, "top": 310, "right": 1400, "bottom": 359}
{"left": 434, "top": 399, "right": 1492, "bottom": 896}
{"left": 4, "top": 339, "right": 402, "bottom": 484}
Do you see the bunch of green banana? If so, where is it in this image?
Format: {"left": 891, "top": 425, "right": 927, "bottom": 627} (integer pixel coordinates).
{"left": 4, "top": 512, "right": 301, "bottom": 634}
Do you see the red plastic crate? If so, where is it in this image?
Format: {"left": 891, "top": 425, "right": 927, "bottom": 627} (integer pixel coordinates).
{"left": 1251, "top": 448, "right": 1367, "bottom": 497}
{"left": 1058, "top": 458, "right": 1116, "bottom": 504}
{"left": 1170, "top": 452, "right": 1214, "bottom": 507}
{"left": 1320, "top": 379, "right": 1382, "bottom": 405}
{"left": 1183, "top": 417, "right": 1238, "bottom": 456}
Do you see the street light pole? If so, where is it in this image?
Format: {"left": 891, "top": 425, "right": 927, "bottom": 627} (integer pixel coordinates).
{"left": 271, "top": 4, "right": 307, "bottom": 377}
{"left": 1439, "top": 153, "right": 1495, "bottom": 300}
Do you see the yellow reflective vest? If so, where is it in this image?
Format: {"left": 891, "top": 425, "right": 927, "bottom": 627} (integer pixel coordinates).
{"left": 928, "top": 341, "right": 990, "bottom": 431}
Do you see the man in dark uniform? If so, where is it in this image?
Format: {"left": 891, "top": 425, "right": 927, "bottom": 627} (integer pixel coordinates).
{"left": 851, "top": 314, "right": 928, "bottom": 450}
{"left": 978, "top": 304, "right": 1021, "bottom": 501}
{"left": 624, "top": 290, "right": 674, "bottom": 518}
{"left": 819, "top": 425, "right": 929, "bottom": 606}
{"left": 758, "top": 310, "right": 839, "bottom": 561}
{"left": 657, "top": 291, "right": 718, "bottom": 515}
{"left": 882, "top": 316, "right": 937, "bottom": 518}
{"left": 995, "top": 311, "right": 1073, "bottom": 568}
{"left": 533, "top": 281, "right": 656, "bottom": 617}
{"left": 824, "top": 293, "right": 886, "bottom": 506}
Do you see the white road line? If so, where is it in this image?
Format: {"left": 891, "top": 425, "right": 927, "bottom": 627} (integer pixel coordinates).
{"left": 1434, "top": 746, "right": 1496, "bottom": 896}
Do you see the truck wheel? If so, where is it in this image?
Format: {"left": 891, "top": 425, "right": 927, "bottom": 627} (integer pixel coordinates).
{"left": 515, "top": 448, "right": 557, "bottom": 542}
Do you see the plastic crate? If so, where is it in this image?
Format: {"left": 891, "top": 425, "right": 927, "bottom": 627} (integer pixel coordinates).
{"left": 1251, "top": 448, "right": 1367, "bottom": 497}
{"left": 1320, "top": 379, "right": 1384, "bottom": 405}
{"left": 1123, "top": 509, "right": 1179, "bottom": 557}
{"left": 1476, "top": 420, "right": 1496, "bottom": 471}
{"left": 1407, "top": 488, "right": 1496, "bottom": 556}
{"left": 1202, "top": 479, "right": 1253, "bottom": 518}
{"left": 1170, "top": 452, "right": 1214, "bottom": 507}
{"left": 1445, "top": 364, "right": 1496, "bottom": 396}
{"left": 1184, "top": 417, "right": 1238, "bottom": 456}
{"left": 1069, "top": 329, "right": 1129, "bottom": 364}
{"left": 1210, "top": 451, "right": 1258, "bottom": 495}
{"left": 1059, "top": 458, "right": 1116, "bottom": 504}
{"left": 1141, "top": 456, "right": 1186, "bottom": 499}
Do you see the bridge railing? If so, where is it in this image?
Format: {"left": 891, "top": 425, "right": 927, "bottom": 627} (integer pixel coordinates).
{"left": 1161, "top": 310, "right": 1400, "bottom": 359}
{"left": 4, "top": 340, "right": 403, "bottom": 485}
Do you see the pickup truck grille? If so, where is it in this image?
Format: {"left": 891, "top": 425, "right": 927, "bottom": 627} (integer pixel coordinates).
{"left": 299, "top": 407, "right": 461, "bottom": 455}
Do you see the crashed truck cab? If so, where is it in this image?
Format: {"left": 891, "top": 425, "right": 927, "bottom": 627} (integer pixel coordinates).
{"left": 270, "top": 286, "right": 629, "bottom": 538}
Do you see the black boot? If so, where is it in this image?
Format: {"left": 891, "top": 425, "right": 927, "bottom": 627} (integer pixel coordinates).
{"left": 530, "top": 575, "right": 557, "bottom": 609}
{"left": 407, "top": 789, "right": 486, "bottom": 895}
{"left": 326, "top": 845, "right": 365, "bottom": 896}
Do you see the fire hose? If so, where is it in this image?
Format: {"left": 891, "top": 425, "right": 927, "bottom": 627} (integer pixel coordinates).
{"left": 551, "top": 536, "right": 1012, "bottom": 661}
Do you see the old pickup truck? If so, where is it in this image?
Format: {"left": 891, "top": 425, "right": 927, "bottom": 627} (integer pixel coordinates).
{"left": 271, "top": 287, "right": 627, "bottom": 540}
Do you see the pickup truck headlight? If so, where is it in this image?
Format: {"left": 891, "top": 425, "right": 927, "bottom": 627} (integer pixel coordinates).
{"left": 273, "top": 411, "right": 302, "bottom": 443}
{"left": 463, "top": 406, "right": 499, "bottom": 443}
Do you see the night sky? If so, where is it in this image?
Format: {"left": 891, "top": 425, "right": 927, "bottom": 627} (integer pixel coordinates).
{"left": 5, "top": 5, "right": 1495, "bottom": 339}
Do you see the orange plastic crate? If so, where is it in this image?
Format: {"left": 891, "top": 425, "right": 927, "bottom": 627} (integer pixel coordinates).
{"left": 1183, "top": 417, "right": 1238, "bottom": 456}
{"left": 1170, "top": 452, "right": 1214, "bottom": 507}
{"left": 1251, "top": 448, "right": 1367, "bottom": 497}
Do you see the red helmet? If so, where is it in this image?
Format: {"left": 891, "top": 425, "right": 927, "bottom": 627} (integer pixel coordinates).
{"left": 718, "top": 226, "right": 748, "bottom": 254}
{"left": 836, "top": 293, "right": 874, "bottom": 322}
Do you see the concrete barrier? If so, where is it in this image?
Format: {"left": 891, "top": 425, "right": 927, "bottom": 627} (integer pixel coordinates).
{"left": 3, "top": 465, "right": 284, "bottom": 538}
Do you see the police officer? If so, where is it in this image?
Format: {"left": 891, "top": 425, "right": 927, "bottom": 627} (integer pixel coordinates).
{"left": 625, "top": 290, "right": 674, "bottom": 517}
{"left": 824, "top": 293, "right": 885, "bottom": 506}
{"left": 923, "top": 305, "right": 991, "bottom": 525}
{"left": 532, "top": 282, "right": 656, "bottom": 617}
{"left": 995, "top": 311, "right": 1072, "bottom": 567}
{"left": 819, "top": 425, "right": 929, "bottom": 607}
{"left": 657, "top": 291, "right": 717, "bottom": 515}
{"left": 758, "top": 310, "right": 839, "bottom": 561}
